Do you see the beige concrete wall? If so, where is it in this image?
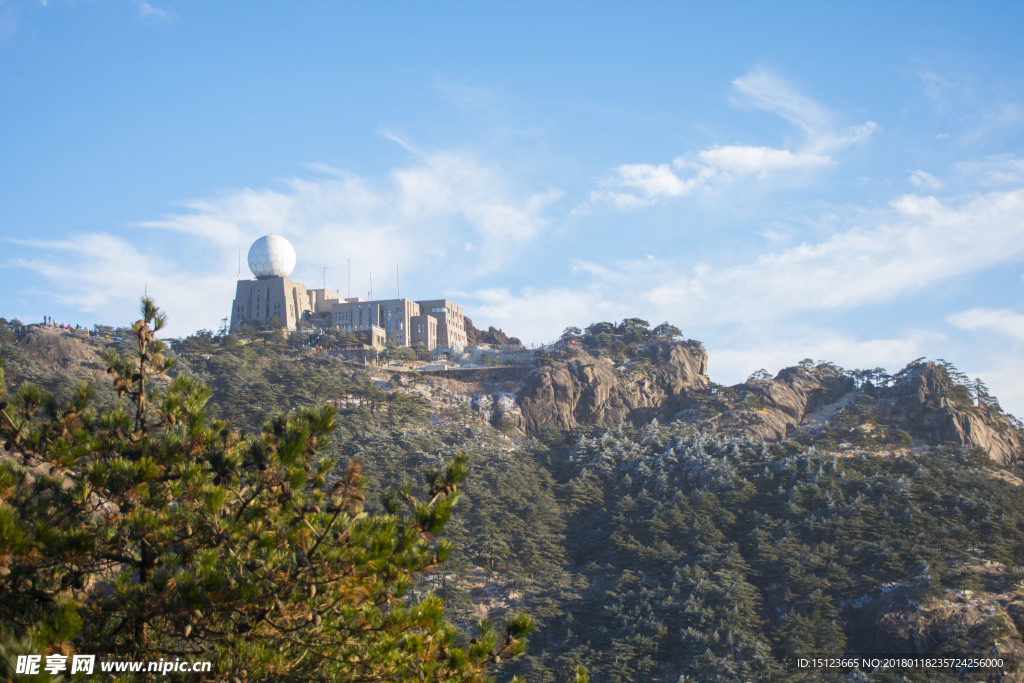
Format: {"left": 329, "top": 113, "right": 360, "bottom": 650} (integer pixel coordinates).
{"left": 372, "top": 298, "right": 420, "bottom": 346}
{"left": 410, "top": 314, "right": 438, "bottom": 349}
{"left": 230, "top": 277, "right": 310, "bottom": 330}
{"left": 307, "top": 288, "right": 342, "bottom": 314}
{"left": 327, "top": 298, "right": 437, "bottom": 347}
{"left": 416, "top": 299, "right": 468, "bottom": 349}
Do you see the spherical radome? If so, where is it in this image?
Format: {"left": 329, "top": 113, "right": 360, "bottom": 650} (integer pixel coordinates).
{"left": 248, "top": 235, "right": 296, "bottom": 279}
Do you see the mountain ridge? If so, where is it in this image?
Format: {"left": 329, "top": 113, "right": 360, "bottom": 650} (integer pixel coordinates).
{"left": 510, "top": 337, "right": 1023, "bottom": 465}
{"left": 3, "top": 319, "right": 1021, "bottom": 464}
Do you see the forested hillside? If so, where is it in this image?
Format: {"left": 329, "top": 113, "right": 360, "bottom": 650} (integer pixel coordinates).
{"left": 2, "top": 317, "right": 1023, "bottom": 681}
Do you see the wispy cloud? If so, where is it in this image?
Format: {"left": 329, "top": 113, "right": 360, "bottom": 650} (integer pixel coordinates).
{"left": 15, "top": 145, "right": 561, "bottom": 334}
{"left": 951, "top": 154, "right": 1024, "bottom": 188}
{"left": 10, "top": 232, "right": 229, "bottom": 334}
{"left": 0, "top": 0, "right": 18, "bottom": 41}
{"left": 914, "top": 68, "right": 957, "bottom": 103}
{"left": 697, "top": 145, "right": 832, "bottom": 175}
{"left": 912, "top": 66, "right": 1023, "bottom": 143}
{"left": 909, "top": 169, "right": 942, "bottom": 190}
{"left": 141, "top": 148, "right": 561, "bottom": 276}
{"left": 136, "top": 1, "right": 175, "bottom": 24}
{"left": 948, "top": 307, "right": 1024, "bottom": 343}
{"left": 479, "top": 182, "right": 1024, "bottom": 340}
{"left": 731, "top": 67, "right": 830, "bottom": 139}
{"left": 469, "top": 286, "right": 610, "bottom": 343}
{"left": 588, "top": 68, "right": 877, "bottom": 209}
{"left": 710, "top": 327, "right": 944, "bottom": 383}
{"left": 646, "top": 189, "right": 1024, "bottom": 322}
{"left": 963, "top": 103, "right": 1022, "bottom": 145}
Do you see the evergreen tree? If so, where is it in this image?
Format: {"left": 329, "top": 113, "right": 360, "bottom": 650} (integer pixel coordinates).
{"left": 0, "top": 298, "right": 530, "bottom": 681}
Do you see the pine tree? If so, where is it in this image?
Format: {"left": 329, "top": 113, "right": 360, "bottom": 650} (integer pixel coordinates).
{"left": 0, "top": 298, "right": 531, "bottom": 681}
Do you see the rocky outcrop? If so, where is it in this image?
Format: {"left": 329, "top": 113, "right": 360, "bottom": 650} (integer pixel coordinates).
{"left": 890, "top": 363, "right": 1024, "bottom": 465}
{"left": 516, "top": 341, "right": 708, "bottom": 435}
{"left": 846, "top": 569, "right": 1024, "bottom": 667}
{"left": 18, "top": 327, "right": 98, "bottom": 366}
{"left": 687, "top": 361, "right": 1023, "bottom": 462}
{"left": 952, "top": 411, "right": 1024, "bottom": 465}
{"left": 704, "top": 364, "right": 855, "bottom": 440}
{"left": 464, "top": 317, "right": 524, "bottom": 349}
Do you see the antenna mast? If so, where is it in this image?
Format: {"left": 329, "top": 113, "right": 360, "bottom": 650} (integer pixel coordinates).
{"left": 347, "top": 258, "right": 351, "bottom": 298}
{"left": 396, "top": 263, "right": 400, "bottom": 298}
{"left": 369, "top": 271, "right": 373, "bottom": 301}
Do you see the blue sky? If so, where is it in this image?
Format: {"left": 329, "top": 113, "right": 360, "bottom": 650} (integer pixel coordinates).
{"left": 3, "top": 1, "right": 1024, "bottom": 416}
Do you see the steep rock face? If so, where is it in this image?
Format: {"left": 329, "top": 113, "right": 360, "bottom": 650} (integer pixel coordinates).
{"left": 707, "top": 364, "right": 855, "bottom": 440}
{"left": 891, "top": 364, "right": 1024, "bottom": 465}
{"left": 954, "top": 412, "right": 1024, "bottom": 465}
{"left": 516, "top": 341, "right": 708, "bottom": 435}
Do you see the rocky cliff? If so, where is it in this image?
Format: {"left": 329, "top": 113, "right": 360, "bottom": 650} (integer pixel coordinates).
{"left": 515, "top": 340, "right": 709, "bottom": 434}
{"left": 702, "top": 363, "right": 855, "bottom": 440}
{"left": 514, "top": 349, "right": 1023, "bottom": 464}
{"left": 887, "top": 363, "right": 1024, "bottom": 465}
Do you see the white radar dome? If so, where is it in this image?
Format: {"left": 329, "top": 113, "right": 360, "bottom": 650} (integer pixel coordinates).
{"left": 248, "top": 235, "right": 296, "bottom": 279}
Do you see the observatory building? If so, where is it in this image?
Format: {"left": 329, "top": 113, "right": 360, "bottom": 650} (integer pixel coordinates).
{"left": 229, "top": 235, "right": 468, "bottom": 350}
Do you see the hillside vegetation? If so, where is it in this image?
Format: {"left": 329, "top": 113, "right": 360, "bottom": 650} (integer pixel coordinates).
{"left": 2, "top": 314, "right": 1023, "bottom": 681}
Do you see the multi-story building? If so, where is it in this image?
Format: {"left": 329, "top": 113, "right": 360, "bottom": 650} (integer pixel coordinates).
{"left": 324, "top": 297, "right": 463, "bottom": 351}
{"left": 229, "top": 235, "right": 467, "bottom": 352}
{"left": 415, "top": 299, "right": 468, "bottom": 348}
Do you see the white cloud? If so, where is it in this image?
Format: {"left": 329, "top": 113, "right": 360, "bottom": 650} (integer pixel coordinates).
{"left": 584, "top": 189, "right": 657, "bottom": 210}
{"left": 600, "top": 161, "right": 709, "bottom": 200}
{"left": 590, "top": 68, "right": 876, "bottom": 208}
{"left": 697, "top": 145, "right": 832, "bottom": 176}
{"left": 731, "top": 67, "right": 879, "bottom": 156}
{"left": 138, "top": 148, "right": 560, "bottom": 281}
{"left": 947, "top": 307, "right": 1024, "bottom": 343}
{"left": 648, "top": 189, "right": 1024, "bottom": 323}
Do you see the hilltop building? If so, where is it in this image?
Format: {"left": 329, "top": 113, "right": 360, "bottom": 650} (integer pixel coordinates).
{"left": 229, "top": 235, "right": 467, "bottom": 350}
